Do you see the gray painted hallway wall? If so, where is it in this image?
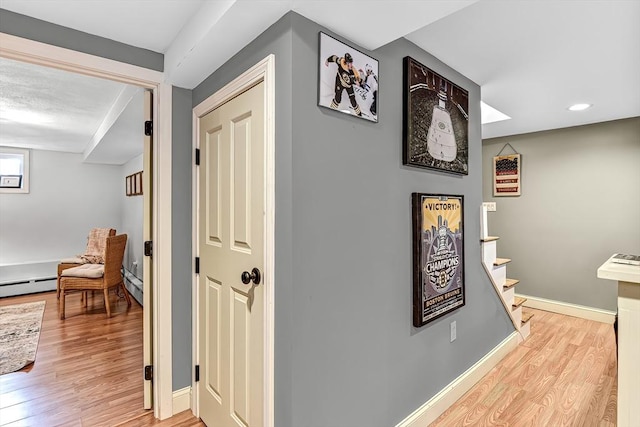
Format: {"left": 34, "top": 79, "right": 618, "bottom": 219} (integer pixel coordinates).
{"left": 483, "top": 117, "right": 640, "bottom": 312}
{"left": 194, "top": 12, "right": 514, "bottom": 426}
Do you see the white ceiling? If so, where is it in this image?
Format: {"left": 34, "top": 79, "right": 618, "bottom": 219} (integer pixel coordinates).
{"left": 0, "top": 0, "right": 638, "bottom": 164}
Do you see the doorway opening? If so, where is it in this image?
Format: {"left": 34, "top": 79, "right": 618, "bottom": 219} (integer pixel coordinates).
{"left": 0, "top": 32, "right": 173, "bottom": 420}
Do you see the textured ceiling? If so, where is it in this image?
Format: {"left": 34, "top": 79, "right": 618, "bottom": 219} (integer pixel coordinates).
{"left": 0, "top": 57, "right": 139, "bottom": 160}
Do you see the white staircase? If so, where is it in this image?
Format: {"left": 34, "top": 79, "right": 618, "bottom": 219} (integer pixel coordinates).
{"left": 480, "top": 206, "right": 532, "bottom": 342}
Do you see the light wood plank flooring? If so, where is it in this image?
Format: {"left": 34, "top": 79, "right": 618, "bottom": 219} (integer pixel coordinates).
{"left": 2, "top": 293, "right": 617, "bottom": 426}
{"left": 430, "top": 308, "right": 617, "bottom": 426}
{"left": 0, "top": 291, "right": 204, "bottom": 426}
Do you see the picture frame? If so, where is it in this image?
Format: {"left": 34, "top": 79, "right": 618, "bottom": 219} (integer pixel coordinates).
{"left": 134, "top": 171, "right": 142, "bottom": 195}
{"left": 318, "top": 32, "right": 378, "bottom": 122}
{"left": 0, "top": 175, "right": 22, "bottom": 188}
{"left": 125, "top": 171, "right": 143, "bottom": 196}
{"left": 403, "top": 57, "right": 469, "bottom": 175}
{"left": 412, "top": 193, "right": 465, "bottom": 327}
{"left": 493, "top": 153, "right": 521, "bottom": 196}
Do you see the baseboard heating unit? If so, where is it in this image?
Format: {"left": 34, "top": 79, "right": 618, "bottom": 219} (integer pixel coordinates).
{"left": 0, "top": 261, "right": 57, "bottom": 298}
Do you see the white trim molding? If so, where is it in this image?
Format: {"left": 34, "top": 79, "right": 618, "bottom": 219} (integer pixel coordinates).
{"left": 173, "top": 387, "right": 192, "bottom": 414}
{"left": 517, "top": 294, "right": 616, "bottom": 324}
{"left": 396, "top": 332, "right": 519, "bottom": 427}
{"left": 192, "top": 54, "right": 275, "bottom": 427}
{"left": 0, "top": 33, "right": 163, "bottom": 87}
{"left": 154, "top": 82, "right": 174, "bottom": 419}
{"left": 0, "top": 32, "right": 173, "bottom": 419}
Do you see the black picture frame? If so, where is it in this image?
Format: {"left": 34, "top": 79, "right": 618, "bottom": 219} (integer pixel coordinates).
{"left": 403, "top": 57, "right": 469, "bottom": 175}
{"left": 318, "top": 32, "right": 379, "bottom": 122}
{"left": 412, "top": 193, "right": 465, "bottom": 327}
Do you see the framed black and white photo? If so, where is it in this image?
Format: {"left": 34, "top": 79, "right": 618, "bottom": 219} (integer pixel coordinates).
{"left": 412, "top": 193, "right": 465, "bottom": 327}
{"left": 403, "top": 57, "right": 469, "bottom": 174}
{"left": 318, "top": 32, "right": 378, "bottom": 122}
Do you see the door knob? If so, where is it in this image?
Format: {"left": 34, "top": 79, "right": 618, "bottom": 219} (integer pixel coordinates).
{"left": 241, "top": 268, "right": 261, "bottom": 285}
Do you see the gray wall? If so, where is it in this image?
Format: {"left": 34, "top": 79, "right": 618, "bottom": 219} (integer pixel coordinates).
{"left": 121, "top": 154, "right": 144, "bottom": 278}
{"left": 193, "top": 13, "right": 295, "bottom": 424}
{"left": 194, "top": 12, "right": 514, "bottom": 426}
{"left": 0, "top": 149, "right": 122, "bottom": 264}
{"left": 482, "top": 117, "right": 640, "bottom": 311}
{"left": 288, "top": 15, "right": 512, "bottom": 427}
{"left": 171, "top": 86, "right": 193, "bottom": 390}
{"left": 0, "top": 8, "right": 163, "bottom": 72}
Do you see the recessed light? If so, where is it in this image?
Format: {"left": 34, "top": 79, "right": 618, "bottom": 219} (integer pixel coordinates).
{"left": 568, "top": 103, "right": 592, "bottom": 111}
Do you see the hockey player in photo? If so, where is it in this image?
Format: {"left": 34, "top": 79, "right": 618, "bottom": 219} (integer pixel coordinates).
{"left": 325, "top": 52, "right": 363, "bottom": 116}
{"left": 359, "top": 64, "right": 378, "bottom": 116}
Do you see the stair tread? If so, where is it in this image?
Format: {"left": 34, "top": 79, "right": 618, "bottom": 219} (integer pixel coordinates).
{"left": 481, "top": 236, "right": 500, "bottom": 242}
{"left": 522, "top": 312, "right": 534, "bottom": 324}
{"left": 512, "top": 296, "right": 527, "bottom": 309}
{"left": 504, "top": 278, "right": 520, "bottom": 289}
{"left": 494, "top": 258, "right": 511, "bottom": 266}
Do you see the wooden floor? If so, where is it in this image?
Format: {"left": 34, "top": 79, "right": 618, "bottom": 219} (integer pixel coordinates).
{"left": 1, "top": 293, "right": 617, "bottom": 426}
{"left": 430, "top": 308, "right": 617, "bottom": 426}
{"left": 0, "top": 291, "right": 204, "bottom": 426}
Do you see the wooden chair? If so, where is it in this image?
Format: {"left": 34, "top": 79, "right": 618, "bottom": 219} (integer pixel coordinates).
{"left": 57, "top": 228, "right": 116, "bottom": 299}
{"left": 59, "top": 234, "right": 131, "bottom": 319}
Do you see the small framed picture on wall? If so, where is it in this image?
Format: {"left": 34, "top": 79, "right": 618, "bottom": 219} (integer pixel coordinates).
{"left": 318, "top": 32, "right": 379, "bottom": 122}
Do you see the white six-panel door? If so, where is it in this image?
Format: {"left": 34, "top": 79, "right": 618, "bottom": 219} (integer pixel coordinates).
{"left": 198, "top": 81, "right": 265, "bottom": 427}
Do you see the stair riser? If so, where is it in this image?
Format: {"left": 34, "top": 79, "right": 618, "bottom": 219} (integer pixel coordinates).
{"left": 503, "top": 286, "right": 515, "bottom": 308}
{"left": 482, "top": 241, "right": 497, "bottom": 267}
{"left": 512, "top": 305, "right": 522, "bottom": 326}
{"left": 492, "top": 265, "right": 506, "bottom": 288}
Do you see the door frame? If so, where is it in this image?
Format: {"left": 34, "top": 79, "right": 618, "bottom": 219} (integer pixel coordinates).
{"left": 0, "top": 33, "right": 174, "bottom": 419}
{"left": 192, "top": 54, "right": 275, "bottom": 426}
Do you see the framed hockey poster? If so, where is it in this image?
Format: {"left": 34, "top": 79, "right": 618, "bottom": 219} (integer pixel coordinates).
{"left": 403, "top": 56, "right": 469, "bottom": 174}
{"left": 493, "top": 153, "right": 521, "bottom": 196}
{"left": 412, "top": 193, "right": 465, "bottom": 327}
{"left": 318, "top": 32, "right": 378, "bottom": 122}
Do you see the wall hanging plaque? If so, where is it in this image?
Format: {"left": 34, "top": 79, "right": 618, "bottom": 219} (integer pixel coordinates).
{"left": 493, "top": 149, "right": 521, "bottom": 196}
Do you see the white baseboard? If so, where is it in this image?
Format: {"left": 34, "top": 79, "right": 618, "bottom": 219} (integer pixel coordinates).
{"left": 172, "top": 387, "right": 191, "bottom": 414}
{"left": 395, "top": 331, "right": 519, "bottom": 427}
{"left": 517, "top": 294, "right": 616, "bottom": 324}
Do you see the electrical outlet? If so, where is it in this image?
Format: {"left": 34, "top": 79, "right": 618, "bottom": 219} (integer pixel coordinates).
{"left": 450, "top": 321, "right": 457, "bottom": 342}
{"left": 484, "top": 202, "right": 497, "bottom": 212}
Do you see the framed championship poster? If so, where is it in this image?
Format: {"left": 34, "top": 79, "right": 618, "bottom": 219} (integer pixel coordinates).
{"left": 318, "top": 32, "right": 378, "bottom": 122}
{"left": 412, "top": 193, "right": 465, "bottom": 327}
{"left": 403, "top": 56, "right": 469, "bottom": 175}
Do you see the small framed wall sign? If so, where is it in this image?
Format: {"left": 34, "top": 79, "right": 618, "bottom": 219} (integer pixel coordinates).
{"left": 318, "top": 32, "right": 379, "bottom": 122}
{"left": 403, "top": 56, "right": 469, "bottom": 175}
{"left": 493, "top": 153, "right": 521, "bottom": 196}
{"left": 412, "top": 193, "right": 465, "bottom": 327}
